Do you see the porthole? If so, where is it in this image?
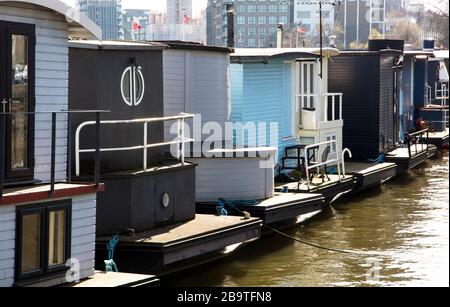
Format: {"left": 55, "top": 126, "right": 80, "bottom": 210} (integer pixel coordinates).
{"left": 120, "top": 65, "right": 145, "bottom": 107}
{"left": 162, "top": 193, "right": 170, "bottom": 208}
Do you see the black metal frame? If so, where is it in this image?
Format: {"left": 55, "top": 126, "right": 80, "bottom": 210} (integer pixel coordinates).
{"left": 0, "top": 110, "right": 107, "bottom": 199}
{"left": 1, "top": 21, "right": 36, "bottom": 183}
{"left": 406, "top": 128, "right": 430, "bottom": 159}
{"left": 15, "top": 199, "right": 72, "bottom": 283}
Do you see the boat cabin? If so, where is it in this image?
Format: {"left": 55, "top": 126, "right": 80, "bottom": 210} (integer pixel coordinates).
{"left": 0, "top": 0, "right": 102, "bottom": 287}
{"left": 328, "top": 40, "right": 404, "bottom": 161}
{"left": 68, "top": 40, "right": 262, "bottom": 275}
{"left": 230, "top": 48, "right": 344, "bottom": 170}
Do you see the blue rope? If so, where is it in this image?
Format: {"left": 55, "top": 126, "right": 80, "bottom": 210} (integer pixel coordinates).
{"left": 368, "top": 154, "right": 385, "bottom": 164}
{"left": 105, "top": 235, "right": 119, "bottom": 272}
{"left": 217, "top": 198, "right": 257, "bottom": 216}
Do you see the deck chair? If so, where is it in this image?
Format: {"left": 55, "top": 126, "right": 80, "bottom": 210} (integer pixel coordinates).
{"left": 309, "top": 146, "right": 331, "bottom": 185}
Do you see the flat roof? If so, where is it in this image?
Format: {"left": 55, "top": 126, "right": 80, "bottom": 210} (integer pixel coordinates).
{"left": 434, "top": 50, "right": 449, "bottom": 59}
{"left": 338, "top": 49, "right": 403, "bottom": 56}
{"left": 231, "top": 47, "right": 339, "bottom": 59}
{"left": 69, "top": 40, "right": 168, "bottom": 51}
{"left": 152, "top": 41, "right": 234, "bottom": 53}
{"left": 0, "top": 0, "right": 102, "bottom": 39}
{"left": 404, "top": 50, "right": 435, "bottom": 57}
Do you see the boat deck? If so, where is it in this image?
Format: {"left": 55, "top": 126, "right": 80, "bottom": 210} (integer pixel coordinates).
{"left": 385, "top": 144, "right": 437, "bottom": 172}
{"left": 196, "top": 192, "right": 325, "bottom": 225}
{"left": 344, "top": 162, "right": 398, "bottom": 192}
{"left": 426, "top": 128, "right": 449, "bottom": 149}
{"left": 96, "top": 214, "right": 261, "bottom": 275}
{"left": 68, "top": 271, "right": 159, "bottom": 288}
{"left": 275, "top": 175, "right": 355, "bottom": 204}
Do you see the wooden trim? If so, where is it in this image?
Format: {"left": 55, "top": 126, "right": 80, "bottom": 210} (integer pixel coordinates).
{"left": 0, "top": 183, "right": 105, "bottom": 206}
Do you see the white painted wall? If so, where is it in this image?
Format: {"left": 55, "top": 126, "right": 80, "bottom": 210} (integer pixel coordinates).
{"left": 190, "top": 148, "right": 276, "bottom": 202}
{"left": 0, "top": 3, "right": 70, "bottom": 183}
{"left": 0, "top": 194, "right": 97, "bottom": 287}
{"left": 163, "top": 49, "right": 231, "bottom": 143}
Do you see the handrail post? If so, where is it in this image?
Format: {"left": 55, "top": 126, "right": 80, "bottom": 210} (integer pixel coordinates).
{"left": 67, "top": 112, "right": 72, "bottom": 183}
{"left": 339, "top": 94, "right": 343, "bottom": 120}
{"left": 143, "top": 121, "right": 148, "bottom": 171}
{"left": 95, "top": 112, "right": 101, "bottom": 188}
{"left": 0, "top": 113, "right": 6, "bottom": 199}
{"left": 181, "top": 118, "right": 185, "bottom": 166}
{"left": 50, "top": 112, "right": 56, "bottom": 196}
{"left": 324, "top": 95, "right": 328, "bottom": 122}
{"left": 408, "top": 136, "right": 412, "bottom": 158}
{"left": 177, "top": 119, "right": 181, "bottom": 161}
{"left": 332, "top": 95, "right": 336, "bottom": 121}
{"left": 305, "top": 151, "right": 310, "bottom": 191}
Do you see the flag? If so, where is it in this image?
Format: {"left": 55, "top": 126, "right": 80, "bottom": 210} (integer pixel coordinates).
{"left": 297, "top": 27, "right": 307, "bottom": 34}
{"left": 132, "top": 21, "right": 142, "bottom": 30}
{"left": 183, "top": 14, "right": 190, "bottom": 24}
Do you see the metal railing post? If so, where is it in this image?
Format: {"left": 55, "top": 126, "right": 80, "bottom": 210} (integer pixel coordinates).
{"left": 339, "top": 94, "right": 343, "bottom": 120}
{"left": 50, "top": 112, "right": 56, "bottom": 195}
{"left": 143, "top": 121, "right": 148, "bottom": 171}
{"left": 181, "top": 118, "right": 185, "bottom": 166}
{"left": 332, "top": 95, "right": 336, "bottom": 121}
{"left": 95, "top": 112, "right": 101, "bottom": 188}
{"left": 342, "top": 148, "right": 352, "bottom": 179}
{"left": 0, "top": 113, "right": 5, "bottom": 199}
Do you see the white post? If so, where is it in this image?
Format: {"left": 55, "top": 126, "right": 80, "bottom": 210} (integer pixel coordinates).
{"left": 332, "top": 95, "right": 336, "bottom": 121}
{"left": 324, "top": 95, "right": 328, "bottom": 122}
{"left": 339, "top": 94, "right": 343, "bottom": 120}
{"left": 181, "top": 118, "right": 185, "bottom": 166}
{"left": 177, "top": 119, "right": 181, "bottom": 160}
{"left": 143, "top": 122, "right": 148, "bottom": 171}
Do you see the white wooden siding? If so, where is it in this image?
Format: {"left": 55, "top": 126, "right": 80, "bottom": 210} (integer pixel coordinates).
{"left": 163, "top": 49, "right": 231, "bottom": 143}
{"left": 190, "top": 154, "right": 275, "bottom": 203}
{"left": 1, "top": 3, "right": 70, "bottom": 183}
{"left": 0, "top": 194, "right": 96, "bottom": 287}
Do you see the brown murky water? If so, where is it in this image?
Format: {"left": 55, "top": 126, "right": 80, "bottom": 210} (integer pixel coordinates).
{"left": 165, "top": 152, "right": 449, "bottom": 287}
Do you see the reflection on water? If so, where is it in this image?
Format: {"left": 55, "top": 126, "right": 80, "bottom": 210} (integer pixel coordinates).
{"left": 165, "top": 152, "right": 449, "bottom": 287}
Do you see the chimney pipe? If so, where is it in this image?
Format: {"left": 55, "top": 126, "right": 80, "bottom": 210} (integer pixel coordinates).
{"left": 226, "top": 4, "right": 235, "bottom": 48}
{"left": 277, "top": 23, "right": 284, "bottom": 48}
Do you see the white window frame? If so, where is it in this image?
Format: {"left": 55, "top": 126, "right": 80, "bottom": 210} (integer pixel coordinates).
{"left": 326, "top": 134, "right": 337, "bottom": 153}
{"left": 121, "top": 65, "right": 145, "bottom": 107}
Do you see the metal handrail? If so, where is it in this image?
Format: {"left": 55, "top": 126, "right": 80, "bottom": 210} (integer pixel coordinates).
{"left": 75, "top": 113, "right": 195, "bottom": 176}
{"left": 304, "top": 140, "right": 345, "bottom": 191}
{"left": 0, "top": 110, "right": 107, "bottom": 199}
{"left": 342, "top": 148, "right": 353, "bottom": 176}
{"left": 407, "top": 128, "right": 429, "bottom": 158}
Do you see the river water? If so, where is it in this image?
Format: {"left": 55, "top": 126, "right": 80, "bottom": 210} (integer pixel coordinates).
{"left": 166, "top": 152, "right": 449, "bottom": 287}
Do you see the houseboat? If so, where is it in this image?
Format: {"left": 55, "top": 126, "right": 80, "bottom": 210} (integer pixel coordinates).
{"left": 328, "top": 39, "right": 434, "bottom": 189}
{"left": 228, "top": 48, "right": 355, "bottom": 204}
{"left": 0, "top": 0, "right": 159, "bottom": 287}
{"left": 155, "top": 41, "right": 325, "bottom": 227}
{"left": 67, "top": 40, "right": 262, "bottom": 276}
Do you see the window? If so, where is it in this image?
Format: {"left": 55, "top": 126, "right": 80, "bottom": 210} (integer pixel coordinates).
{"left": 237, "top": 5, "right": 246, "bottom": 13}
{"left": 258, "top": 5, "right": 267, "bottom": 13}
{"left": 279, "top": 16, "right": 288, "bottom": 24}
{"left": 326, "top": 135, "right": 337, "bottom": 153}
{"left": 248, "top": 38, "right": 256, "bottom": 47}
{"left": 297, "top": 11, "right": 312, "bottom": 19}
{"left": 280, "top": 5, "right": 289, "bottom": 13}
{"left": 121, "top": 64, "right": 145, "bottom": 107}
{"left": 16, "top": 201, "right": 71, "bottom": 282}
{"left": 248, "top": 27, "right": 255, "bottom": 36}
{"left": 297, "top": 61, "right": 317, "bottom": 110}
{"left": 237, "top": 16, "right": 246, "bottom": 24}
{"left": 258, "top": 16, "right": 267, "bottom": 25}
{"left": 248, "top": 16, "right": 256, "bottom": 24}
{"left": 269, "top": 16, "right": 277, "bottom": 24}
{"left": 247, "top": 5, "right": 256, "bottom": 13}
{"left": 258, "top": 27, "right": 267, "bottom": 36}
{"left": 268, "top": 5, "right": 277, "bottom": 13}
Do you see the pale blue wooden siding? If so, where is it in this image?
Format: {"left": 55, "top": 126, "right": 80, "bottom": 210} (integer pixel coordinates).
{"left": 231, "top": 59, "right": 298, "bottom": 163}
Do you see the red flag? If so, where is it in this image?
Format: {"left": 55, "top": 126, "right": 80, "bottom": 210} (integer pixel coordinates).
{"left": 132, "top": 21, "right": 142, "bottom": 30}
{"left": 183, "top": 14, "right": 190, "bottom": 24}
{"left": 297, "top": 27, "right": 307, "bottom": 34}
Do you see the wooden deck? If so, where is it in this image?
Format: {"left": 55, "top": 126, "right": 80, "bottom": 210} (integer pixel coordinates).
{"left": 0, "top": 183, "right": 104, "bottom": 206}
{"left": 196, "top": 192, "right": 325, "bottom": 225}
{"left": 95, "top": 214, "right": 262, "bottom": 275}
{"left": 344, "top": 162, "right": 398, "bottom": 192}
{"left": 385, "top": 144, "right": 437, "bottom": 172}
{"left": 426, "top": 128, "right": 449, "bottom": 149}
{"left": 275, "top": 175, "right": 355, "bottom": 204}
{"left": 68, "top": 271, "right": 159, "bottom": 288}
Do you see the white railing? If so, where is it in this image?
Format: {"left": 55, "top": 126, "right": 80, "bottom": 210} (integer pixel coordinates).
{"left": 436, "top": 81, "right": 449, "bottom": 107}
{"left": 322, "top": 93, "right": 343, "bottom": 122}
{"left": 304, "top": 140, "right": 348, "bottom": 191}
{"left": 75, "top": 113, "right": 195, "bottom": 176}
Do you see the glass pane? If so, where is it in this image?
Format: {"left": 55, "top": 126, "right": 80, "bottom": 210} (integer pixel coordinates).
{"left": 21, "top": 213, "right": 41, "bottom": 274}
{"left": 11, "top": 34, "right": 29, "bottom": 170}
{"left": 135, "top": 70, "right": 144, "bottom": 103}
{"left": 122, "top": 68, "right": 131, "bottom": 104}
{"left": 48, "top": 210, "right": 66, "bottom": 267}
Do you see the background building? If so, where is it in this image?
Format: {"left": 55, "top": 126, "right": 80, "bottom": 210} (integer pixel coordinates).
{"left": 122, "top": 9, "right": 151, "bottom": 41}
{"left": 207, "top": 0, "right": 294, "bottom": 48}
{"left": 78, "top": 0, "right": 124, "bottom": 40}
{"left": 166, "top": 0, "right": 193, "bottom": 24}
{"left": 294, "top": 2, "right": 335, "bottom": 38}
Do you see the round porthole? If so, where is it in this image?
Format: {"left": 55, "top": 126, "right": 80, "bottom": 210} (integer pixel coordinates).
{"left": 162, "top": 193, "right": 170, "bottom": 208}
{"left": 120, "top": 65, "right": 145, "bottom": 107}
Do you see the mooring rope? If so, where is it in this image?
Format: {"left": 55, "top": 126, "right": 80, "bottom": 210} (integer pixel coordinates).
{"left": 219, "top": 199, "right": 384, "bottom": 257}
